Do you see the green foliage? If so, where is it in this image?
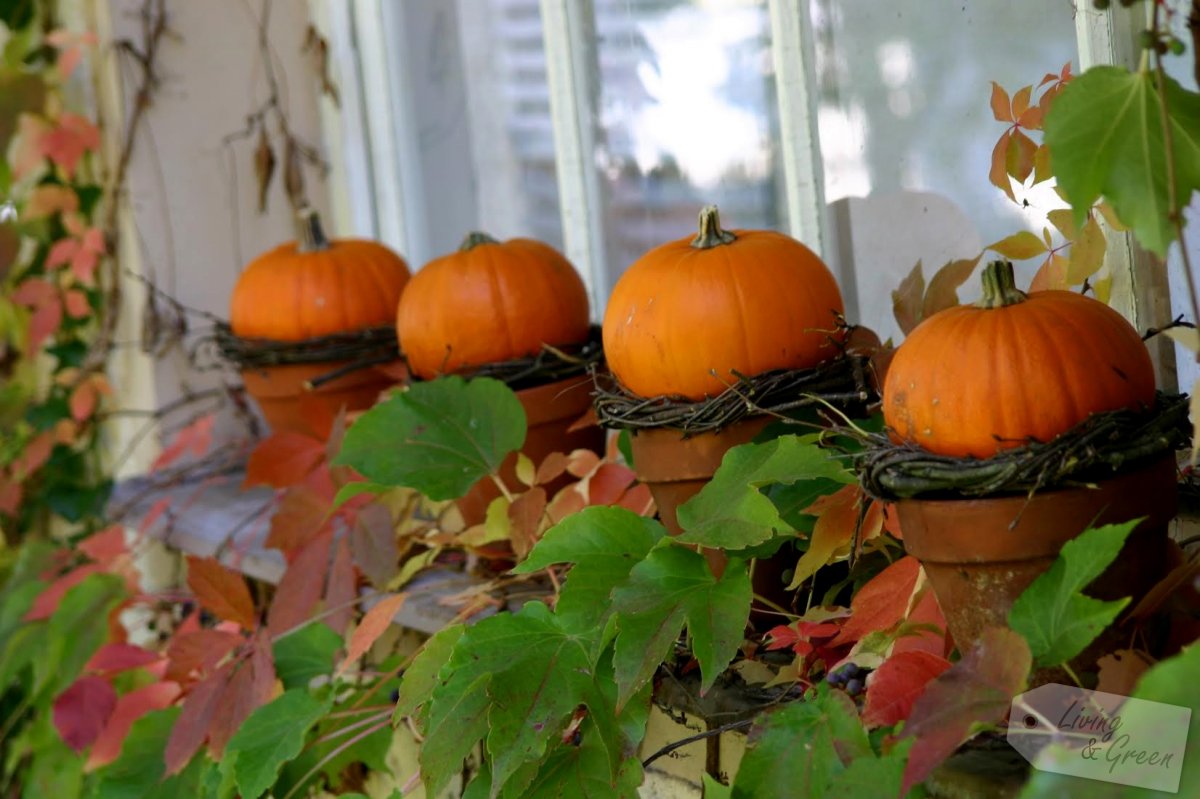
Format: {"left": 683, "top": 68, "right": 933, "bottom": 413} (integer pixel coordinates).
{"left": 334, "top": 376, "right": 526, "bottom": 501}
{"left": 88, "top": 708, "right": 211, "bottom": 799}
{"left": 1045, "top": 66, "right": 1200, "bottom": 256}
{"left": 37, "top": 574, "right": 125, "bottom": 698}
{"left": 272, "top": 623, "right": 343, "bottom": 690}
{"left": 730, "top": 686, "right": 873, "bottom": 798}
{"left": 611, "top": 543, "right": 751, "bottom": 705}
{"left": 675, "top": 435, "right": 854, "bottom": 549}
{"left": 1008, "top": 519, "right": 1137, "bottom": 667}
{"left": 222, "top": 690, "right": 332, "bottom": 799}
{"left": 393, "top": 624, "right": 465, "bottom": 724}
{"left": 515, "top": 506, "right": 665, "bottom": 652}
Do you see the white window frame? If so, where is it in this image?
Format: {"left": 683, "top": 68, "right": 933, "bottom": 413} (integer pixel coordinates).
{"left": 313, "top": 0, "right": 1177, "bottom": 387}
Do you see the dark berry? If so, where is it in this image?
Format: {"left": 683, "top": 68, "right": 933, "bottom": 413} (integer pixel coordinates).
{"left": 389, "top": 688, "right": 400, "bottom": 703}
{"left": 846, "top": 678, "right": 864, "bottom": 697}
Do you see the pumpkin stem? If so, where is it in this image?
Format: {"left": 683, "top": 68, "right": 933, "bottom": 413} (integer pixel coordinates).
{"left": 690, "top": 205, "right": 737, "bottom": 249}
{"left": 976, "top": 260, "right": 1026, "bottom": 309}
{"left": 460, "top": 231, "right": 500, "bottom": 251}
{"left": 296, "top": 207, "right": 331, "bottom": 253}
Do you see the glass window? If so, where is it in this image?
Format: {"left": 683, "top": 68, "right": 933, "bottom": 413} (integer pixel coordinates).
{"left": 590, "top": 0, "right": 785, "bottom": 295}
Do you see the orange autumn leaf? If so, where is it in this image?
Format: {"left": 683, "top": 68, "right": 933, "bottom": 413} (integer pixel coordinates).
{"left": 186, "top": 556, "right": 257, "bottom": 630}
{"left": 244, "top": 431, "right": 326, "bottom": 489}
{"left": 1029, "top": 253, "right": 1070, "bottom": 292}
{"left": 833, "top": 555, "right": 922, "bottom": 645}
{"left": 988, "top": 81, "right": 1012, "bottom": 122}
{"left": 787, "top": 485, "right": 861, "bottom": 590}
{"left": 338, "top": 593, "right": 407, "bottom": 674}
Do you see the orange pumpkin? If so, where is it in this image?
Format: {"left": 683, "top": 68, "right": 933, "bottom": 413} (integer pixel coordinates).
{"left": 602, "top": 205, "right": 845, "bottom": 400}
{"left": 396, "top": 232, "right": 590, "bottom": 379}
{"left": 883, "top": 260, "right": 1155, "bottom": 459}
{"left": 230, "top": 210, "right": 411, "bottom": 341}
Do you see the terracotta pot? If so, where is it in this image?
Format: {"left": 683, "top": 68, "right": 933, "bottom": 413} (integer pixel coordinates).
{"left": 241, "top": 361, "right": 404, "bottom": 435}
{"left": 898, "top": 455, "right": 1177, "bottom": 656}
{"left": 457, "top": 375, "right": 605, "bottom": 526}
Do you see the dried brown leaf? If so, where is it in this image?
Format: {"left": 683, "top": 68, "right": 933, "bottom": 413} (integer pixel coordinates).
{"left": 892, "top": 261, "right": 926, "bottom": 336}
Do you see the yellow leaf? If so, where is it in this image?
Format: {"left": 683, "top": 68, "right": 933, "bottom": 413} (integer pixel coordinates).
{"left": 386, "top": 550, "right": 439, "bottom": 591}
{"left": 1096, "top": 201, "right": 1129, "bottom": 232}
{"left": 1092, "top": 274, "right": 1113, "bottom": 304}
{"left": 1047, "top": 208, "right": 1078, "bottom": 241}
{"left": 1067, "top": 217, "right": 1107, "bottom": 284}
{"left": 514, "top": 452, "right": 536, "bottom": 487}
{"left": 1042, "top": 227, "right": 1053, "bottom": 248}
{"left": 786, "top": 486, "right": 858, "bottom": 590}
{"left": 1164, "top": 327, "right": 1200, "bottom": 353}
{"left": 987, "top": 231, "right": 1047, "bottom": 260}
{"left": 1033, "top": 144, "right": 1053, "bottom": 184}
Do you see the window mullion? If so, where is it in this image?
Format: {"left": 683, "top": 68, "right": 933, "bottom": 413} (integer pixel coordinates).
{"left": 1074, "top": 0, "right": 1176, "bottom": 390}
{"left": 767, "top": 0, "right": 827, "bottom": 256}
{"left": 539, "top": 0, "right": 607, "bottom": 317}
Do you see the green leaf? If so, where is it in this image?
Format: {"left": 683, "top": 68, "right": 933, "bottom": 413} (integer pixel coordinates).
{"left": 515, "top": 507, "right": 665, "bottom": 647}
{"left": 611, "top": 543, "right": 751, "bottom": 705}
{"left": 1008, "top": 519, "right": 1138, "bottom": 667}
{"left": 703, "top": 774, "right": 733, "bottom": 799}
{"left": 394, "top": 624, "right": 465, "bottom": 724}
{"left": 675, "top": 436, "right": 854, "bottom": 549}
{"left": 1045, "top": 66, "right": 1200, "bottom": 257}
{"left": 731, "top": 687, "right": 871, "bottom": 798}
{"left": 334, "top": 376, "right": 526, "bottom": 501}
{"left": 330, "top": 481, "right": 391, "bottom": 510}
{"left": 38, "top": 573, "right": 125, "bottom": 696}
{"left": 90, "top": 708, "right": 181, "bottom": 799}
{"left": 272, "top": 622, "right": 343, "bottom": 690}
{"left": 822, "top": 738, "right": 912, "bottom": 798}
{"left": 223, "top": 690, "right": 332, "bottom": 799}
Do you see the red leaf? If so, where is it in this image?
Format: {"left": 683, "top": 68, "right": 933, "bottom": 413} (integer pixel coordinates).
{"left": 546, "top": 484, "right": 586, "bottom": 524}
{"left": 616, "top": 483, "right": 655, "bottom": 516}
{"left": 988, "top": 81, "right": 1013, "bottom": 122}
{"left": 833, "top": 556, "right": 922, "bottom": 645}
{"left": 64, "top": 289, "right": 90, "bottom": 319}
{"left": 185, "top": 556, "right": 257, "bottom": 630}
{"left": 534, "top": 452, "right": 568, "bottom": 486}
{"left": 164, "top": 666, "right": 228, "bottom": 775}
{"left": 85, "top": 643, "right": 160, "bottom": 675}
{"left": 882, "top": 504, "right": 903, "bottom": 540}
{"left": 152, "top": 414, "right": 215, "bottom": 470}
{"left": 566, "top": 406, "right": 599, "bottom": 433}
{"left": 53, "top": 676, "right": 117, "bottom": 752}
{"left": 78, "top": 525, "right": 127, "bottom": 564}
{"left": 267, "top": 531, "right": 332, "bottom": 638}
{"left": 86, "top": 681, "right": 182, "bottom": 769}
{"left": 165, "top": 629, "right": 242, "bottom": 683}
{"left": 244, "top": 432, "right": 326, "bottom": 489}
{"left": 338, "top": 593, "right": 407, "bottom": 674}
{"left": 206, "top": 638, "right": 275, "bottom": 757}
{"left": 323, "top": 536, "right": 357, "bottom": 635}
{"left": 891, "top": 586, "right": 949, "bottom": 657}
{"left": 42, "top": 113, "right": 100, "bottom": 178}
{"left": 0, "top": 475, "right": 22, "bottom": 515}
{"left": 266, "top": 487, "right": 332, "bottom": 552}
{"left": 585, "top": 463, "right": 637, "bottom": 506}
{"left": 508, "top": 487, "right": 548, "bottom": 559}
{"left": 349, "top": 503, "right": 399, "bottom": 589}
{"left": 863, "top": 651, "right": 952, "bottom": 728}
{"left": 565, "top": 448, "right": 601, "bottom": 478}
{"left": 24, "top": 564, "right": 103, "bottom": 621}
{"left": 765, "top": 624, "right": 802, "bottom": 651}
{"left": 901, "top": 627, "right": 1031, "bottom": 795}
{"left": 70, "top": 381, "right": 98, "bottom": 422}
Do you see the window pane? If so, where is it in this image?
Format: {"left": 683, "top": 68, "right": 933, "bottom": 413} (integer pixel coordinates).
{"left": 392, "top": 0, "right": 564, "bottom": 263}
{"left": 810, "top": 1, "right": 1078, "bottom": 340}
{"left": 592, "top": 0, "right": 784, "bottom": 296}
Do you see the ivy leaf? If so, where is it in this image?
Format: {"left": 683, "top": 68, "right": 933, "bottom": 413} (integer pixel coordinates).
{"left": 421, "top": 602, "right": 603, "bottom": 798}
{"left": 1045, "top": 66, "right": 1200, "bottom": 257}
{"left": 787, "top": 485, "right": 880, "bottom": 590}
{"left": 53, "top": 675, "right": 116, "bottom": 752}
{"left": 922, "top": 255, "right": 980, "bottom": 318}
{"left": 186, "top": 556, "right": 257, "bottom": 630}
{"left": 611, "top": 543, "right": 751, "bottom": 706}
{"left": 892, "top": 261, "right": 926, "bottom": 335}
{"left": 38, "top": 573, "right": 124, "bottom": 696}
{"left": 338, "top": 592, "right": 407, "bottom": 674}
{"left": 703, "top": 774, "right": 733, "bottom": 799}
{"left": 1008, "top": 519, "right": 1137, "bottom": 667}
{"left": 901, "top": 627, "right": 1031, "bottom": 795}
{"left": 243, "top": 431, "right": 325, "bottom": 489}
{"left": 334, "top": 376, "right": 526, "bottom": 501}
{"left": 223, "top": 690, "right": 332, "bottom": 799}
{"left": 394, "top": 624, "right": 465, "bottom": 724}
{"left": 675, "top": 436, "right": 854, "bottom": 550}
{"left": 87, "top": 682, "right": 182, "bottom": 770}
{"left": 515, "top": 506, "right": 665, "bottom": 645}
{"left": 89, "top": 708, "right": 184, "bottom": 799}
{"left": 987, "top": 231, "right": 1047, "bottom": 260}
{"left": 1065, "top": 215, "right": 1107, "bottom": 284}
{"left": 731, "top": 687, "right": 871, "bottom": 798}
{"left": 1029, "top": 253, "right": 1070, "bottom": 292}
{"left": 822, "top": 738, "right": 913, "bottom": 799}
{"left": 862, "top": 650, "right": 951, "bottom": 728}
{"left": 832, "top": 555, "right": 922, "bottom": 646}
{"left": 273, "top": 622, "right": 343, "bottom": 690}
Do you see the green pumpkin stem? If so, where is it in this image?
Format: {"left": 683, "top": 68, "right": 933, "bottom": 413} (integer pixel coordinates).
{"left": 976, "top": 260, "right": 1026, "bottom": 309}
{"left": 460, "top": 231, "right": 500, "bottom": 251}
{"left": 296, "top": 207, "right": 331, "bottom": 253}
{"left": 690, "top": 205, "right": 737, "bottom": 249}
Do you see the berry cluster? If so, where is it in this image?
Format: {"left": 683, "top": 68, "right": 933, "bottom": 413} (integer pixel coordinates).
{"left": 825, "top": 662, "right": 870, "bottom": 697}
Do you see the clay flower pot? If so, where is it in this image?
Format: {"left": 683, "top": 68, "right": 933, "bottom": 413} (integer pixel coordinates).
{"left": 457, "top": 375, "right": 606, "bottom": 526}
{"left": 628, "top": 417, "right": 772, "bottom": 536}
{"left": 897, "top": 455, "right": 1177, "bottom": 655}
{"left": 242, "top": 361, "right": 406, "bottom": 435}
